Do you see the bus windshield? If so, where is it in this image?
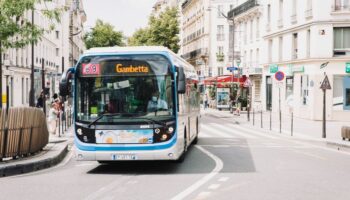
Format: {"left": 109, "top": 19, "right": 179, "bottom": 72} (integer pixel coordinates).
{"left": 75, "top": 55, "right": 175, "bottom": 123}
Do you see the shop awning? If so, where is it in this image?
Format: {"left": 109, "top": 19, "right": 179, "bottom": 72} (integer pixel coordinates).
{"left": 204, "top": 75, "right": 247, "bottom": 87}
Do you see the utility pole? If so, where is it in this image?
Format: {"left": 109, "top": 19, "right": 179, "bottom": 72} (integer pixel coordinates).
{"left": 29, "top": 9, "right": 35, "bottom": 107}
{"left": 42, "top": 58, "right": 46, "bottom": 114}
{"left": 0, "top": 40, "right": 2, "bottom": 109}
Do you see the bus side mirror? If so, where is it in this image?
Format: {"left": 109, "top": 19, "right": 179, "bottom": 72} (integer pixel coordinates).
{"left": 176, "top": 66, "right": 186, "bottom": 94}
{"left": 59, "top": 67, "right": 75, "bottom": 96}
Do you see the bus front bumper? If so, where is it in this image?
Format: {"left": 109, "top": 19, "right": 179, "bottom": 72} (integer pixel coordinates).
{"left": 75, "top": 143, "right": 182, "bottom": 161}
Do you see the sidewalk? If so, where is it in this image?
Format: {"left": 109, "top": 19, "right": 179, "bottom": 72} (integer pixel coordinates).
{"left": 202, "top": 107, "right": 350, "bottom": 149}
{"left": 0, "top": 125, "right": 73, "bottom": 177}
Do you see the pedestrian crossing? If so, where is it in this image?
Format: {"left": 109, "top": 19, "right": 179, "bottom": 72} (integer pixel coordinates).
{"left": 200, "top": 123, "right": 276, "bottom": 140}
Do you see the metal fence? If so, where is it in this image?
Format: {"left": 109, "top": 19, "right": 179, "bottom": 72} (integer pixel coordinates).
{"left": 0, "top": 107, "right": 49, "bottom": 161}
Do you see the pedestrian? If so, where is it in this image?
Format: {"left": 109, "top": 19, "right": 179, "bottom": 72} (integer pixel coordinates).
{"left": 48, "top": 102, "right": 59, "bottom": 135}
{"left": 52, "top": 93, "right": 59, "bottom": 104}
{"left": 204, "top": 94, "right": 209, "bottom": 109}
{"left": 36, "top": 91, "right": 44, "bottom": 108}
{"left": 235, "top": 94, "right": 241, "bottom": 116}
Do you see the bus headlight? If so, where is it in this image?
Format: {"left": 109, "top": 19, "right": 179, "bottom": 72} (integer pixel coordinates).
{"left": 167, "top": 126, "right": 174, "bottom": 134}
{"left": 77, "top": 128, "right": 83, "bottom": 135}
{"left": 154, "top": 128, "right": 161, "bottom": 134}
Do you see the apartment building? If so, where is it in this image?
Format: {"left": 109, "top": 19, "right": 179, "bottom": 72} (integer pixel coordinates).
{"left": 228, "top": 0, "right": 264, "bottom": 108}
{"left": 1, "top": 0, "right": 86, "bottom": 108}
{"left": 261, "top": 0, "right": 350, "bottom": 121}
{"left": 181, "top": 0, "right": 237, "bottom": 81}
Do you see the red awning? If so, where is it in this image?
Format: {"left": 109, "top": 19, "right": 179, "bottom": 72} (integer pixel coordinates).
{"left": 204, "top": 75, "right": 247, "bottom": 87}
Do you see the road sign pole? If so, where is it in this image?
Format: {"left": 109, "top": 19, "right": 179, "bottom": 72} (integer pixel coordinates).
{"left": 322, "top": 89, "right": 326, "bottom": 138}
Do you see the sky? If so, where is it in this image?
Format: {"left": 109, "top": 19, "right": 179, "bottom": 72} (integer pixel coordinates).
{"left": 83, "top": 0, "right": 158, "bottom": 37}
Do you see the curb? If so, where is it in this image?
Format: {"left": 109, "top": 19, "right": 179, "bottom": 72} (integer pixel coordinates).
{"left": 0, "top": 142, "right": 69, "bottom": 177}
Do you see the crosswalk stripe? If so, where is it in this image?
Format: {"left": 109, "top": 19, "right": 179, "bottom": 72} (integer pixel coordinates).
{"left": 209, "top": 123, "right": 257, "bottom": 139}
{"left": 201, "top": 124, "right": 236, "bottom": 138}
{"left": 226, "top": 123, "right": 278, "bottom": 139}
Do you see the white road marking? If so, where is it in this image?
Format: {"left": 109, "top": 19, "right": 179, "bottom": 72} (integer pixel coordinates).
{"left": 193, "top": 192, "right": 212, "bottom": 200}
{"left": 218, "top": 177, "right": 229, "bottom": 182}
{"left": 292, "top": 150, "right": 327, "bottom": 160}
{"left": 202, "top": 124, "right": 236, "bottom": 138}
{"left": 171, "top": 146, "right": 223, "bottom": 200}
{"left": 208, "top": 184, "right": 221, "bottom": 190}
{"left": 227, "top": 124, "right": 278, "bottom": 139}
{"left": 210, "top": 123, "right": 257, "bottom": 139}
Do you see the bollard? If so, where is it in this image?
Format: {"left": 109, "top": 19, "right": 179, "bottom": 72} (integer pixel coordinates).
{"left": 270, "top": 110, "right": 272, "bottom": 131}
{"left": 291, "top": 112, "right": 294, "bottom": 136}
{"left": 58, "top": 113, "right": 61, "bottom": 137}
{"left": 253, "top": 109, "right": 255, "bottom": 126}
{"left": 280, "top": 110, "right": 283, "bottom": 133}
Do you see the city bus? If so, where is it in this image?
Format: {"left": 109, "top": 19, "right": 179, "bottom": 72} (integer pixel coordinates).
{"left": 59, "top": 46, "right": 201, "bottom": 163}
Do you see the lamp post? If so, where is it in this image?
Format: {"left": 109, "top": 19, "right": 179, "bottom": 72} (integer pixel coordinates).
{"left": 29, "top": 9, "right": 36, "bottom": 107}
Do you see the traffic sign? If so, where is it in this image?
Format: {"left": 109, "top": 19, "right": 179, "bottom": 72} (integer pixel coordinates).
{"left": 227, "top": 66, "right": 238, "bottom": 71}
{"left": 269, "top": 65, "right": 278, "bottom": 73}
{"left": 320, "top": 75, "right": 331, "bottom": 90}
{"left": 274, "top": 71, "right": 285, "bottom": 81}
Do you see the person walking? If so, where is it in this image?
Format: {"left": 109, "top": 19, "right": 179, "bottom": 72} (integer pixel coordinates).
{"left": 48, "top": 103, "right": 59, "bottom": 135}
{"left": 204, "top": 94, "right": 209, "bottom": 109}
{"left": 235, "top": 94, "right": 241, "bottom": 116}
{"left": 36, "top": 91, "right": 44, "bottom": 108}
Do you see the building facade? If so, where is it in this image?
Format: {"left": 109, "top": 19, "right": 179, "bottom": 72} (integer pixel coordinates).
{"left": 229, "top": 0, "right": 264, "bottom": 109}
{"left": 0, "top": 0, "right": 86, "bottom": 108}
{"left": 181, "top": 0, "right": 239, "bottom": 81}
{"left": 260, "top": 0, "right": 350, "bottom": 121}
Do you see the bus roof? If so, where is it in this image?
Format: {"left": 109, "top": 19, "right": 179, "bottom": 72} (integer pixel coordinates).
{"left": 84, "top": 46, "right": 173, "bottom": 55}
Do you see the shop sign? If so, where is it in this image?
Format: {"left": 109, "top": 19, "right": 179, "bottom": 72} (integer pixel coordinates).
{"left": 2, "top": 94, "right": 6, "bottom": 104}
{"left": 346, "top": 62, "right": 350, "bottom": 73}
{"left": 292, "top": 66, "right": 304, "bottom": 73}
{"left": 269, "top": 65, "right": 278, "bottom": 73}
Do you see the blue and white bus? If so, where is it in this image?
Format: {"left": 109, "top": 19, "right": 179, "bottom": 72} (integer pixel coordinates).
{"left": 60, "top": 46, "right": 201, "bottom": 162}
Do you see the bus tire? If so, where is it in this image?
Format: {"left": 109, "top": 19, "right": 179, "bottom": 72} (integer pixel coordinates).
{"left": 192, "top": 118, "right": 199, "bottom": 145}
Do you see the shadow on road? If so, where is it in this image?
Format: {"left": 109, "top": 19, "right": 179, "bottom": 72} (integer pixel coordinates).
{"left": 87, "top": 137, "right": 256, "bottom": 175}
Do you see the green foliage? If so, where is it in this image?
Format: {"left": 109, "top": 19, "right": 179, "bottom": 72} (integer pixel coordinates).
{"left": 84, "top": 19, "right": 125, "bottom": 49}
{"left": 128, "top": 7, "right": 180, "bottom": 53}
{"left": 0, "top": 0, "right": 61, "bottom": 50}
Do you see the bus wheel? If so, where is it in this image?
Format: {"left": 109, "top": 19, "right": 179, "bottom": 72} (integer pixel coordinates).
{"left": 192, "top": 118, "right": 199, "bottom": 145}
{"left": 176, "top": 130, "right": 187, "bottom": 163}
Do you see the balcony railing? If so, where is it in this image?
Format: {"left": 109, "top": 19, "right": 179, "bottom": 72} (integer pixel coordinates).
{"left": 305, "top": 9, "right": 313, "bottom": 19}
{"left": 227, "top": 0, "right": 259, "bottom": 18}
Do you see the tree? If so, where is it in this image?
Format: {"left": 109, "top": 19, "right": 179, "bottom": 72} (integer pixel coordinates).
{"left": 128, "top": 7, "right": 180, "bottom": 53}
{"left": 127, "top": 28, "right": 151, "bottom": 46}
{"left": 84, "top": 19, "right": 125, "bottom": 49}
{"left": 0, "top": 0, "right": 61, "bottom": 107}
{"left": 0, "top": 0, "right": 61, "bottom": 49}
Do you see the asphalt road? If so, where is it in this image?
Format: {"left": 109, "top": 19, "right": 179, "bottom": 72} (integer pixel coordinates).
{"left": 1, "top": 113, "right": 350, "bottom": 200}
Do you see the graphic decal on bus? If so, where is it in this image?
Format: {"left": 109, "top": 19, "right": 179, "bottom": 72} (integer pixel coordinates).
{"left": 95, "top": 129, "right": 153, "bottom": 144}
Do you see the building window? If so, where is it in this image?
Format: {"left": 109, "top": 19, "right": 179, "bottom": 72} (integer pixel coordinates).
{"left": 334, "top": 0, "right": 350, "bottom": 11}
{"left": 217, "top": 5, "right": 224, "bottom": 18}
{"left": 292, "top": 33, "right": 298, "bottom": 59}
{"left": 279, "top": 37, "right": 283, "bottom": 61}
{"left": 26, "top": 78, "right": 29, "bottom": 104}
{"left": 307, "top": 29, "right": 311, "bottom": 58}
{"left": 244, "top": 22, "right": 247, "bottom": 44}
{"left": 217, "top": 67, "right": 223, "bottom": 76}
{"left": 22, "top": 78, "right": 24, "bottom": 104}
{"left": 278, "top": 0, "right": 284, "bottom": 27}
{"left": 301, "top": 75, "right": 309, "bottom": 105}
{"left": 56, "top": 48, "right": 59, "bottom": 57}
{"left": 256, "top": 17, "right": 260, "bottom": 38}
{"left": 268, "top": 39, "right": 273, "bottom": 63}
{"left": 256, "top": 48, "right": 259, "bottom": 66}
{"left": 286, "top": 77, "right": 294, "bottom": 99}
{"left": 217, "top": 25, "right": 224, "bottom": 41}
{"left": 333, "top": 76, "right": 344, "bottom": 110}
{"left": 267, "top": 4, "right": 271, "bottom": 24}
{"left": 56, "top": 31, "right": 59, "bottom": 39}
{"left": 334, "top": 27, "right": 350, "bottom": 56}
{"left": 250, "top": 20, "right": 253, "bottom": 42}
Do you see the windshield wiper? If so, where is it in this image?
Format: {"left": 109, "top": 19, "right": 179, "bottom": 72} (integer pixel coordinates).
{"left": 88, "top": 113, "right": 123, "bottom": 128}
{"left": 135, "top": 117, "right": 167, "bottom": 127}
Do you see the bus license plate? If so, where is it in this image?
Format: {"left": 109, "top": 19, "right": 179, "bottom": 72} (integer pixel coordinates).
{"left": 111, "top": 154, "right": 137, "bottom": 160}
